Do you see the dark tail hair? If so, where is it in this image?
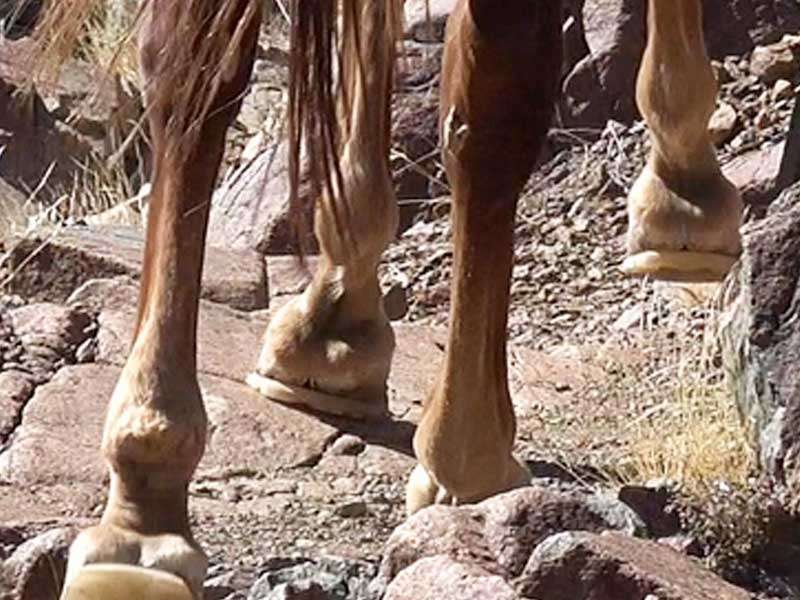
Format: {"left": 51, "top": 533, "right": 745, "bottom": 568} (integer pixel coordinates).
{"left": 287, "top": 0, "right": 403, "bottom": 260}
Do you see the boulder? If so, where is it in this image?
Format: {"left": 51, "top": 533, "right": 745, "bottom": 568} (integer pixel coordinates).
{"left": 207, "top": 142, "right": 316, "bottom": 256}
{"left": 0, "top": 75, "right": 94, "bottom": 198}
{"left": 560, "top": 0, "right": 645, "bottom": 129}
{"left": 520, "top": 531, "right": 751, "bottom": 599}
{"left": 721, "top": 181, "right": 800, "bottom": 499}
{"left": 376, "top": 485, "right": 643, "bottom": 593}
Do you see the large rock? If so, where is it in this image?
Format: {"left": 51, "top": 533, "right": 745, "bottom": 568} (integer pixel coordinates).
{"left": 69, "top": 278, "right": 269, "bottom": 383}
{"left": 0, "top": 75, "right": 94, "bottom": 198}
{"left": 3, "top": 226, "right": 268, "bottom": 311}
{"left": 520, "top": 531, "right": 751, "bottom": 599}
{"left": 749, "top": 36, "right": 800, "bottom": 83}
{"left": 0, "top": 362, "right": 341, "bottom": 486}
{"left": 376, "top": 485, "right": 643, "bottom": 594}
{"left": 721, "top": 181, "right": 800, "bottom": 498}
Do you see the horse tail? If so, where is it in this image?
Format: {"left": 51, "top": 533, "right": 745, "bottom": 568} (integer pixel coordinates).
{"left": 287, "top": 0, "right": 403, "bottom": 259}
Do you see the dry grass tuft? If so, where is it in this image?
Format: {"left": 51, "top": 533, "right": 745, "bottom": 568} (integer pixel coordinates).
{"left": 23, "top": 0, "right": 143, "bottom": 94}
{"left": 606, "top": 286, "right": 757, "bottom": 500}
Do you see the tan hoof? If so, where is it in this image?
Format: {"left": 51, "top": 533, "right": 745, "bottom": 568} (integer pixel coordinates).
{"left": 246, "top": 372, "right": 388, "bottom": 420}
{"left": 620, "top": 250, "right": 737, "bottom": 282}
{"left": 405, "top": 459, "right": 532, "bottom": 516}
{"left": 61, "top": 564, "right": 192, "bottom": 600}
{"left": 405, "top": 463, "right": 452, "bottom": 516}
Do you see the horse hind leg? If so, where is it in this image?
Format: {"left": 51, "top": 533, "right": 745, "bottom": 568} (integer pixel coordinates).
{"left": 622, "top": 0, "right": 742, "bottom": 282}
{"left": 248, "top": 0, "right": 400, "bottom": 420}
{"left": 60, "top": 1, "right": 260, "bottom": 598}
{"left": 406, "top": 0, "right": 563, "bottom": 514}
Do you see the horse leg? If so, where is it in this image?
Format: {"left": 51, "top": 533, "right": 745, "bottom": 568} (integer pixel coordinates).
{"left": 406, "top": 0, "right": 562, "bottom": 514}
{"left": 61, "top": 2, "right": 259, "bottom": 598}
{"left": 248, "top": 1, "right": 400, "bottom": 420}
{"left": 623, "top": 0, "right": 742, "bottom": 282}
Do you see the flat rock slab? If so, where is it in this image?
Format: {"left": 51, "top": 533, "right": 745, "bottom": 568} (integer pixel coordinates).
{"left": 3, "top": 226, "right": 268, "bottom": 311}
{"left": 0, "top": 363, "right": 340, "bottom": 487}
{"left": 69, "top": 277, "right": 268, "bottom": 384}
{"left": 83, "top": 277, "right": 444, "bottom": 417}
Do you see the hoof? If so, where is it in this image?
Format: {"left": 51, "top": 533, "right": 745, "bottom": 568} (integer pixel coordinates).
{"left": 620, "top": 250, "right": 737, "bottom": 282}
{"left": 62, "top": 564, "right": 192, "bottom": 600}
{"left": 405, "top": 459, "right": 532, "bottom": 516}
{"left": 246, "top": 372, "right": 388, "bottom": 420}
{"left": 405, "top": 463, "right": 451, "bottom": 516}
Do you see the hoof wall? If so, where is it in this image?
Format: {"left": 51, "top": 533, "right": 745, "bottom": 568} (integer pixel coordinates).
{"left": 62, "top": 564, "right": 192, "bottom": 600}
{"left": 246, "top": 372, "right": 387, "bottom": 420}
{"left": 621, "top": 250, "right": 737, "bottom": 282}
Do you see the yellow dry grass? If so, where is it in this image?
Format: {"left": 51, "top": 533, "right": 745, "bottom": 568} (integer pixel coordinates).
{"left": 607, "top": 286, "right": 757, "bottom": 502}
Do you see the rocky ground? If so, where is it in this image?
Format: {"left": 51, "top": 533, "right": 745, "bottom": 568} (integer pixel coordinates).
{"left": 1, "top": 1, "right": 800, "bottom": 599}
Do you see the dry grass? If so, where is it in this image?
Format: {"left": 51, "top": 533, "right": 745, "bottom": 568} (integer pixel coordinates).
{"left": 20, "top": 0, "right": 143, "bottom": 95}
{"left": 604, "top": 286, "right": 757, "bottom": 501}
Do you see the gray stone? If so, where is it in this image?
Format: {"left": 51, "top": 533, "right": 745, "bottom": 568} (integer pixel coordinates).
{"left": 708, "top": 102, "right": 739, "bottom": 146}
{"left": 749, "top": 40, "right": 799, "bottom": 83}
{"left": 248, "top": 556, "right": 377, "bottom": 600}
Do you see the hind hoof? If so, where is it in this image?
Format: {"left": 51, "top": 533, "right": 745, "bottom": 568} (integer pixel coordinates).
{"left": 620, "top": 250, "right": 737, "bottom": 282}
{"left": 246, "top": 371, "right": 388, "bottom": 420}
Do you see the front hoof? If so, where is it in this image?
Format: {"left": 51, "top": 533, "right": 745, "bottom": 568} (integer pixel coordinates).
{"left": 62, "top": 564, "right": 193, "bottom": 600}
{"left": 621, "top": 250, "right": 738, "bottom": 282}
{"left": 405, "top": 459, "right": 532, "bottom": 516}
